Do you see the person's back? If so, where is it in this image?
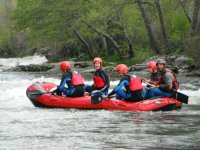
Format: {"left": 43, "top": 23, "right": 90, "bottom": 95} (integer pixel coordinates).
{"left": 125, "top": 74, "right": 143, "bottom": 102}
{"left": 108, "top": 64, "right": 143, "bottom": 102}
{"left": 52, "top": 61, "right": 85, "bottom": 97}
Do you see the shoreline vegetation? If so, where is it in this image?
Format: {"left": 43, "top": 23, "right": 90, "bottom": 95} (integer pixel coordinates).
{"left": 1, "top": 54, "right": 199, "bottom": 77}
{"left": 0, "top": 0, "right": 200, "bottom": 73}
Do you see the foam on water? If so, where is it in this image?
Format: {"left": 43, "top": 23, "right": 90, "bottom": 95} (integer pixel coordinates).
{"left": 0, "top": 55, "right": 48, "bottom": 72}
{"left": 0, "top": 71, "right": 200, "bottom": 150}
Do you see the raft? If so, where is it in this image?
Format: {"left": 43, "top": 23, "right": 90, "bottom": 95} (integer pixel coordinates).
{"left": 26, "top": 82, "right": 182, "bottom": 111}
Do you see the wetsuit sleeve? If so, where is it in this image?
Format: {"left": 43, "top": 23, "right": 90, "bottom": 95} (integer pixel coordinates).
{"left": 108, "top": 76, "right": 129, "bottom": 96}
{"left": 58, "top": 72, "right": 72, "bottom": 90}
{"left": 100, "top": 71, "right": 110, "bottom": 92}
{"left": 115, "top": 80, "right": 129, "bottom": 92}
{"left": 159, "top": 72, "right": 173, "bottom": 91}
{"left": 148, "top": 72, "right": 160, "bottom": 85}
{"left": 117, "top": 75, "right": 129, "bottom": 86}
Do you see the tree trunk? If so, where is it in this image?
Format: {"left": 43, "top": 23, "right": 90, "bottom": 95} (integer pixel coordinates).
{"left": 80, "top": 19, "right": 123, "bottom": 59}
{"left": 136, "top": 0, "right": 160, "bottom": 53}
{"left": 189, "top": 0, "right": 200, "bottom": 36}
{"left": 74, "top": 29, "right": 93, "bottom": 58}
{"left": 121, "top": 13, "right": 135, "bottom": 58}
{"left": 101, "top": 36, "right": 107, "bottom": 53}
{"left": 155, "top": 0, "right": 169, "bottom": 52}
{"left": 179, "top": 0, "right": 192, "bottom": 24}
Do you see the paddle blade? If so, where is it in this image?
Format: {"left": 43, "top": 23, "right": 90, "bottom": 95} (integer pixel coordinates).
{"left": 172, "top": 91, "right": 189, "bottom": 104}
{"left": 26, "top": 90, "right": 48, "bottom": 99}
{"left": 91, "top": 95, "right": 104, "bottom": 104}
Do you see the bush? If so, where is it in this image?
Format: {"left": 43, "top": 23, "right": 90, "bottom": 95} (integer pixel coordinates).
{"left": 185, "top": 37, "right": 200, "bottom": 68}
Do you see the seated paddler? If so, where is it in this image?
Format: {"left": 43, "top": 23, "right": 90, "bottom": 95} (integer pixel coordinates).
{"left": 146, "top": 59, "right": 179, "bottom": 98}
{"left": 85, "top": 57, "right": 110, "bottom": 96}
{"left": 52, "top": 61, "right": 85, "bottom": 97}
{"left": 108, "top": 64, "right": 143, "bottom": 102}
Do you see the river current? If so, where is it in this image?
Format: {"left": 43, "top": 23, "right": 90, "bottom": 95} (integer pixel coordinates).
{"left": 0, "top": 71, "right": 200, "bottom": 150}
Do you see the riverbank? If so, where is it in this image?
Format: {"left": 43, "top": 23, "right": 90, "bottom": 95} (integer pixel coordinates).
{"left": 0, "top": 55, "right": 199, "bottom": 77}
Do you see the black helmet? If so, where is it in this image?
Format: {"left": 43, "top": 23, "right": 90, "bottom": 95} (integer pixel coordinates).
{"left": 156, "top": 59, "right": 166, "bottom": 65}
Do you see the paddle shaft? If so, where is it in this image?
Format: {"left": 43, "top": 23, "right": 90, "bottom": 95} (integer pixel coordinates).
{"left": 29, "top": 91, "right": 51, "bottom": 95}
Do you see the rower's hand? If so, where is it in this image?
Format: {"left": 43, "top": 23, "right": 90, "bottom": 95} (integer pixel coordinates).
{"left": 142, "top": 78, "right": 148, "bottom": 83}
{"left": 49, "top": 86, "right": 59, "bottom": 93}
{"left": 50, "top": 86, "right": 61, "bottom": 95}
{"left": 51, "top": 89, "right": 58, "bottom": 95}
{"left": 92, "top": 90, "right": 101, "bottom": 93}
{"left": 155, "top": 85, "right": 160, "bottom": 88}
{"left": 108, "top": 92, "right": 113, "bottom": 97}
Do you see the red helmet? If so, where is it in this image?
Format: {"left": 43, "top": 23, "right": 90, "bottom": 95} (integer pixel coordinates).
{"left": 156, "top": 59, "right": 166, "bottom": 65}
{"left": 93, "top": 57, "right": 102, "bottom": 66}
{"left": 147, "top": 61, "right": 157, "bottom": 71}
{"left": 59, "top": 61, "right": 71, "bottom": 72}
{"left": 116, "top": 64, "right": 128, "bottom": 74}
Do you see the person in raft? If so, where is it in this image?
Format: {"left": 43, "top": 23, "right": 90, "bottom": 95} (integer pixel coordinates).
{"left": 146, "top": 59, "right": 179, "bottom": 98}
{"left": 85, "top": 57, "right": 110, "bottom": 96}
{"left": 52, "top": 61, "right": 85, "bottom": 97}
{"left": 142, "top": 60, "right": 160, "bottom": 99}
{"left": 142, "top": 60, "right": 160, "bottom": 85}
{"left": 108, "top": 64, "right": 143, "bottom": 102}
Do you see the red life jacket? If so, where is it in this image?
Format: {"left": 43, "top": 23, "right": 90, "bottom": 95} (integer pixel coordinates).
{"left": 149, "top": 78, "right": 154, "bottom": 83}
{"left": 71, "top": 73, "right": 84, "bottom": 86}
{"left": 93, "top": 75, "right": 106, "bottom": 88}
{"left": 158, "top": 69, "right": 179, "bottom": 91}
{"left": 128, "top": 76, "right": 143, "bottom": 91}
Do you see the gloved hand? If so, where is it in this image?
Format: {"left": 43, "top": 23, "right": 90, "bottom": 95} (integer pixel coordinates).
{"left": 52, "top": 88, "right": 58, "bottom": 94}
{"left": 51, "top": 86, "right": 62, "bottom": 96}
{"left": 141, "top": 78, "right": 148, "bottom": 83}
{"left": 108, "top": 89, "right": 115, "bottom": 97}
{"left": 90, "top": 90, "right": 102, "bottom": 97}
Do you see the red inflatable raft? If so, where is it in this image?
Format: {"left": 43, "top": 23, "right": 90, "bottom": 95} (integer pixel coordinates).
{"left": 26, "top": 82, "right": 182, "bottom": 111}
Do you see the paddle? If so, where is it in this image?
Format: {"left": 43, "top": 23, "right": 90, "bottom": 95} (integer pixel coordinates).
{"left": 144, "top": 82, "right": 188, "bottom": 104}
{"left": 26, "top": 90, "right": 52, "bottom": 99}
{"left": 91, "top": 95, "right": 114, "bottom": 104}
{"left": 171, "top": 91, "right": 188, "bottom": 104}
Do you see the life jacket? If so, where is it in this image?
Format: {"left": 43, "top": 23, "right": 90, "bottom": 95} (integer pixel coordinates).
{"left": 71, "top": 73, "right": 84, "bottom": 86}
{"left": 128, "top": 75, "right": 143, "bottom": 91}
{"left": 150, "top": 71, "right": 160, "bottom": 82}
{"left": 93, "top": 75, "right": 106, "bottom": 88}
{"left": 158, "top": 69, "right": 179, "bottom": 91}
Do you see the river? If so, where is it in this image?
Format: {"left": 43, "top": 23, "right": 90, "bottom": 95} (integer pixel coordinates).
{"left": 0, "top": 71, "right": 200, "bottom": 150}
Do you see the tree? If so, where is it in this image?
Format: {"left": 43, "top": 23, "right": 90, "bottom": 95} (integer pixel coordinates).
{"left": 188, "top": 0, "right": 200, "bottom": 36}
{"left": 136, "top": 0, "right": 160, "bottom": 53}
{"left": 74, "top": 28, "right": 93, "bottom": 58}
{"left": 154, "top": 0, "right": 169, "bottom": 52}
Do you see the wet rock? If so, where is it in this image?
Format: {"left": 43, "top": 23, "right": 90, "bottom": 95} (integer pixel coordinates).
{"left": 131, "top": 55, "right": 194, "bottom": 73}
{"left": 74, "top": 61, "right": 92, "bottom": 68}
{"left": 104, "top": 66, "right": 116, "bottom": 73}
{"left": 129, "top": 64, "right": 146, "bottom": 72}
{"left": 166, "top": 55, "right": 193, "bottom": 70}
{"left": 186, "top": 69, "right": 200, "bottom": 77}
{"left": 13, "top": 63, "right": 54, "bottom": 72}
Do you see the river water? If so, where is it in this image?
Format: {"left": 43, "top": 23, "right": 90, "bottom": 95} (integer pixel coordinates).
{"left": 0, "top": 71, "right": 200, "bottom": 150}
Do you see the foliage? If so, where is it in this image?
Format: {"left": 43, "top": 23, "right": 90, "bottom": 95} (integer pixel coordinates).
{"left": 0, "top": 0, "right": 199, "bottom": 67}
{"left": 185, "top": 37, "right": 200, "bottom": 68}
